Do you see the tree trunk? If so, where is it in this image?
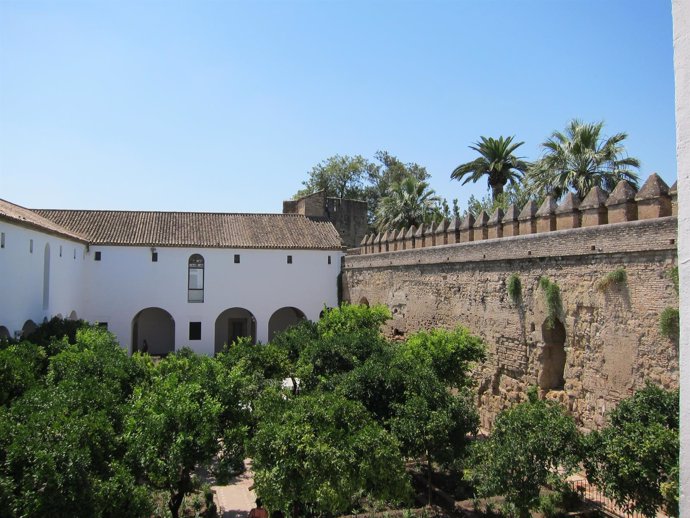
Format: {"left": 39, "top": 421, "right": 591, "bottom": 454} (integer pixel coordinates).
{"left": 426, "top": 453, "right": 432, "bottom": 507}
{"left": 491, "top": 182, "right": 504, "bottom": 200}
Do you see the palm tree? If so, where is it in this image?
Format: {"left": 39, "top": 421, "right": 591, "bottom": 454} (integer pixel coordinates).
{"left": 374, "top": 177, "right": 441, "bottom": 232}
{"left": 451, "top": 136, "right": 529, "bottom": 199}
{"left": 529, "top": 120, "right": 640, "bottom": 199}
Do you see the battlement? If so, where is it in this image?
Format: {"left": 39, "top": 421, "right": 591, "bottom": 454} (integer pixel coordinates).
{"left": 357, "top": 175, "right": 677, "bottom": 255}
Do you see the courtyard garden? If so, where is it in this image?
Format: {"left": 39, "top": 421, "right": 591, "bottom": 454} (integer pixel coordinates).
{"left": 0, "top": 306, "right": 679, "bottom": 518}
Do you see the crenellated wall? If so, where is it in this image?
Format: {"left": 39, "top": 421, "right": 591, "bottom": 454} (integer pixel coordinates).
{"left": 344, "top": 175, "right": 679, "bottom": 431}
{"left": 358, "top": 175, "right": 677, "bottom": 255}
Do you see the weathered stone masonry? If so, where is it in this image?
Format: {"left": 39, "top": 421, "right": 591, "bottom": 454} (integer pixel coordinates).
{"left": 343, "top": 177, "right": 679, "bottom": 431}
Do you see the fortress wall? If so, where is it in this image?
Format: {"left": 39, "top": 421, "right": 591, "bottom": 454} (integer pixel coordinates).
{"left": 343, "top": 216, "right": 678, "bottom": 431}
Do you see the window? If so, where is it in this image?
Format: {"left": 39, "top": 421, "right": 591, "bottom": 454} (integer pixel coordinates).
{"left": 234, "top": 254, "right": 240, "bottom": 264}
{"left": 1, "top": 232, "right": 5, "bottom": 248}
{"left": 30, "top": 239, "right": 33, "bottom": 253}
{"left": 328, "top": 255, "right": 331, "bottom": 264}
{"left": 188, "top": 254, "right": 204, "bottom": 302}
{"left": 59, "top": 245, "right": 63, "bottom": 257}
{"left": 73, "top": 248, "right": 77, "bottom": 260}
{"left": 152, "top": 251, "right": 158, "bottom": 262}
{"left": 287, "top": 255, "right": 293, "bottom": 264}
{"left": 95, "top": 251, "right": 101, "bottom": 261}
{"left": 189, "top": 322, "right": 201, "bottom": 340}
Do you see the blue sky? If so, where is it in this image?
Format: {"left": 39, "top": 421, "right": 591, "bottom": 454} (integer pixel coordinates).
{"left": 0, "top": 0, "right": 677, "bottom": 213}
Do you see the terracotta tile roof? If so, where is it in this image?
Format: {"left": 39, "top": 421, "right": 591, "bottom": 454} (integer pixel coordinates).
{"left": 34, "top": 209, "right": 344, "bottom": 250}
{"left": 0, "top": 199, "right": 87, "bottom": 242}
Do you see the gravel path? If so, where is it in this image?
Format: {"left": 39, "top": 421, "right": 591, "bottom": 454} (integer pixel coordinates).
{"left": 212, "top": 459, "right": 256, "bottom": 518}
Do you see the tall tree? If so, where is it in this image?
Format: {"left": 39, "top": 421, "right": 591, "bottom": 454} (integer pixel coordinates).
{"left": 451, "top": 136, "right": 529, "bottom": 199}
{"left": 294, "top": 154, "right": 376, "bottom": 201}
{"left": 529, "top": 119, "right": 640, "bottom": 199}
{"left": 374, "top": 176, "right": 441, "bottom": 231}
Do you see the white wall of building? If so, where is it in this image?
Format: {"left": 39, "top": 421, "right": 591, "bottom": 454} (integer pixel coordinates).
{"left": 80, "top": 245, "right": 342, "bottom": 354}
{"left": 672, "top": 0, "right": 689, "bottom": 513}
{"left": 0, "top": 221, "right": 86, "bottom": 336}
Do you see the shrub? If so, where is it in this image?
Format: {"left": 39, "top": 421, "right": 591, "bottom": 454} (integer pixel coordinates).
{"left": 507, "top": 273, "right": 522, "bottom": 305}
{"left": 539, "top": 277, "right": 563, "bottom": 329}
{"left": 660, "top": 307, "right": 679, "bottom": 341}
{"left": 597, "top": 267, "right": 627, "bottom": 291}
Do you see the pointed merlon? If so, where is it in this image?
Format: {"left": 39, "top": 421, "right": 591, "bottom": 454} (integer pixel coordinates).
{"left": 405, "top": 225, "right": 416, "bottom": 239}
{"left": 502, "top": 204, "right": 519, "bottom": 222}
{"left": 536, "top": 195, "right": 558, "bottom": 216}
{"left": 435, "top": 219, "right": 449, "bottom": 234}
{"left": 580, "top": 186, "right": 609, "bottom": 210}
{"left": 518, "top": 200, "right": 538, "bottom": 220}
{"left": 556, "top": 192, "right": 581, "bottom": 213}
{"left": 605, "top": 180, "right": 637, "bottom": 206}
{"left": 488, "top": 207, "right": 504, "bottom": 225}
{"left": 635, "top": 173, "right": 670, "bottom": 200}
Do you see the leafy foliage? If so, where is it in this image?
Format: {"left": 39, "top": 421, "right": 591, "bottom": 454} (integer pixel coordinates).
{"left": 374, "top": 176, "right": 442, "bottom": 232}
{"left": 250, "top": 391, "right": 411, "bottom": 516}
{"left": 451, "top": 136, "right": 529, "bottom": 199}
{"left": 470, "top": 389, "right": 581, "bottom": 517}
{"left": 398, "top": 327, "right": 485, "bottom": 389}
{"left": 584, "top": 384, "right": 679, "bottom": 517}
{"left": 0, "top": 342, "right": 45, "bottom": 406}
{"left": 528, "top": 119, "right": 640, "bottom": 199}
{"left": 124, "top": 355, "right": 224, "bottom": 518}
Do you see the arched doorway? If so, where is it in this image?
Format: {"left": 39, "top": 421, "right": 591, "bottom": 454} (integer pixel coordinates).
{"left": 132, "top": 308, "right": 175, "bottom": 355}
{"left": 0, "top": 326, "right": 10, "bottom": 341}
{"left": 539, "top": 318, "right": 566, "bottom": 390}
{"left": 359, "top": 297, "right": 370, "bottom": 307}
{"left": 268, "top": 307, "right": 306, "bottom": 342}
{"left": 215, "top": 308, "right": 257, "bottom": 354}
{"left": 21, "top": 320, "right": 37, "bottom": 338}
{"left": 68, "top": 310, "right": 78, "bottom": 321}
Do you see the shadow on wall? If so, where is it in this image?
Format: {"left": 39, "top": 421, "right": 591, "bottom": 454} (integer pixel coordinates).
{"left": 539, "top": 318, "right": 566, "bottom": 391}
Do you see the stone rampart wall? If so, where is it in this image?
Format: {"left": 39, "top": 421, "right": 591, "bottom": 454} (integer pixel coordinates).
{"left": 343, "top": 191, "right": 679, "bottom": 431}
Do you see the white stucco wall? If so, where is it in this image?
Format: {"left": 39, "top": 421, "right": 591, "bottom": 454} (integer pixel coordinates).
{"left": 80, "top": 245, "right": 342, "bottom": 354}
{"left": 0, "top": 221, "right": 86, "bottom": 336}
{"left": 672, "top": 0, "right": 689, "bottom": 514}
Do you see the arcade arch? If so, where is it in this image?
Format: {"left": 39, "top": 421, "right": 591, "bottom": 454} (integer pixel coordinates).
{"left": 268, "top": 307, "right": 306, "bottom": 341}
{"left": 215, "top": 307, "right": 257, "bottom": 354}
{"left": 132, "top": 307, "right": 175, "bottom": 355}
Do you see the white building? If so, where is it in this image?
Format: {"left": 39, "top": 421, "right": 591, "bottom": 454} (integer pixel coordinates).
{"left": 0, "top": 198, "right": 344, "bottom": 355}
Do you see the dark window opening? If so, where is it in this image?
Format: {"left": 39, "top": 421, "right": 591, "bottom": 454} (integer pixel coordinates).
{"left": 152, "top": 252, "right": 158, "bottom": 262}
{"left": 287, "top": 255, "right": 293, "bottom": 264}
{"left": 59, "top": 245, "right": 62, "bottom": 257}
{"left": 95, "top": 251, "right": 101, "bottom": 261}
{"left": 234, "top": 254, "right": 240, "bottom": 264}
{"left": 30, "top": 239, "right": 33, "bottom": 253}
{"left": 189, "top": 322, "right": 201, "bottom": 340}
{"left": 0, "top": 232, "right": 4, "bottom": 248}
{"left": 328, "top": 255, "right": 331, "bottom": 264}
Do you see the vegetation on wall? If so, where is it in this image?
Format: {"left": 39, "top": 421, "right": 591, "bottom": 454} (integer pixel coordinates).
{"left": 596, "top": 267, "right": 627, "bottom": 292}
{"left": 539, "top": 276, "right": 563, "bottom": 329}
{"left": 506, "top": 273, "right": 522, "bottom": 305}
{"left": 660, "top": 266, "right": 680, "bottom": 341}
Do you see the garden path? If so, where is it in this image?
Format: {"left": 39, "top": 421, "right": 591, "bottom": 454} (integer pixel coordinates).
{"left": 212, "top": 459, "right": 256, "bottom": 518}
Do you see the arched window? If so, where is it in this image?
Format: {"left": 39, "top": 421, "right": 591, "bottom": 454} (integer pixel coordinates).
{"left": 188, "top": 254, "right": 205, "bottom": 302}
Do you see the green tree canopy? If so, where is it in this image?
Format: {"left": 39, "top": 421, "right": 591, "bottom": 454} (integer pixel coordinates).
{"left": 470, "top": 389, "right": 581, "bottom": 517}
{"left": 374, "top": 176, "right": 442, "bottom": 232}
{"left": 250, "top": 391, "right": 411, "bottom": 516}
{"left": 528, "top": 119, "right": 640, "bottom": 199}
{"left": 584, "top": 384, "right": 679, "bottom": 517}
{"left": 451, "top": 136, "right": 529, "bottom": 200}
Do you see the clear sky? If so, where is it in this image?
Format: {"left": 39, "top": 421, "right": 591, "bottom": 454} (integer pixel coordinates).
{"left": 0, "top": 0, "right": 677, "bottom": 214}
